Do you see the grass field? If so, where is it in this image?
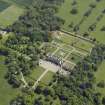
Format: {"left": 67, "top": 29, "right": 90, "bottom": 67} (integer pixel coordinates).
{"left": 43, "top": 44, "right": 57, "bottom": 54}
{"left": 40, "top": 71, "right": 54, "bottom": 85}
{"left": 55, "top": 49, "right": 68, "bottom": 58}
{"left": 0, "top": 5, "right": 24, "bottom": 27}
{"left": 0, "top": 0, "right": 10, "bottom": 12}
{"left": 74, "top": 39, "right": 93, "bottom": 52}
{"left": 57, "top": 0, "right": 105, "bottom": 43}
{"left": 73, "top": 51, "right": 85, "bottom": 58}
{"left": 25, "top": 67, "right": 54, "bottom": 86}
{"left": 63, "top": 45, "right": 73, "bottom": 52}
{"left": 60, "top": 34, "right": 76, "bottom": 44}
{"left": 57, "top": 0, "right": 92, "bottom": 30}
{"left": 67, "top": 53, "right": 83, "bottom": 63}
{"left": 95, "top": 61, "right": 105, "bottom": 96}
{"left": 0, "top": 56, "right": 20, "bottom": 105}
{"left": 25, "top": 67, "right": 45, "bottom": 83}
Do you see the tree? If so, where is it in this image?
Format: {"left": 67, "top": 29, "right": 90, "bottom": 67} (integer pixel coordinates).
{"left": 97, "top": 80, "right": 105, "bottom": 88}
{"left": 0, "top": 35, "right": 2, "bottom": 40}
{"left": 10, "top": 96, "right": 26, "bottom": 105}
{"left": 9, "top": 0, "right": 64, "bottom": 42}
{"left": 102, "top": 96, "right": 105, "bottom": 105}
{"left": 70, "top": 8, "right": 78, "bottom": 15}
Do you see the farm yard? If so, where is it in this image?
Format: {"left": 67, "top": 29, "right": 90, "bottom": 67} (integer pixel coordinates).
{"left": 57, "top": 0, "right": 105, "bottom": 43}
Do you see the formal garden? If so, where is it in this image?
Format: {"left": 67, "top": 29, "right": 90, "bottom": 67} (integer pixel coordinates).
{"left": 41, "top": 31, "right": 94, "bottom": 70}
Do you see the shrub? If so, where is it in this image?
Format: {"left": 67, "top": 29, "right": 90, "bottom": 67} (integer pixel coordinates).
{"left": 70, "top": 8, "right": 78, "bottom": 15}
{"left": 97, "top": 80, "right": 105, "bottom": 88}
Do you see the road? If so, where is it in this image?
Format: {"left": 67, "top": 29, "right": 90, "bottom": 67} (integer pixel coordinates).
{"left": 20, "top": 71, "right": 28, "bottom": 87}
{"left": 32, "top": 69, "right": 49, "bottom": 90}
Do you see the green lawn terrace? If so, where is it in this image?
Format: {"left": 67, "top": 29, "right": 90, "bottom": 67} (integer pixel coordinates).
{"left": 57, "top": 0, "right": 105, "bottom": 43}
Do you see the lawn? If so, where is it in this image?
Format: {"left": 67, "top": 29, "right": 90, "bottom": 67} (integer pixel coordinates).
{"left": 44, "top": 44, "right": 57, "bottom": 54}
{"left": 0, "top": 5, "right": 24, "bottom": 27}
{"left": 0, "top": 56, "right": 20, "bottom": 105}
{"left": 25, "top": 67, "right": 45, "bottom": 83}
{"left": 40, "top": 71, "right": 54, "bottom": 85}
{"left": 67, "top": 53, "right": 82, "bottom": 64}
{"left": 0, "top": 0, "right": 10, "bottom": 12}
{"left": 95, "top": 61, "right": 105, "bottom": 96}
{"left": 55, "top": 49, "right": 69, "bottom": 58}
{"left": 63, "top": 45, "right": 73, "bottom": 52}
{"left": 79, "top": 0, "right": 105, "bottom": 43}
{"left": 60, "top": 33, "right": 76, "bottom": 44}
{"left": 75, "top": 48, "right": 89, "bottom": 56}
{"left": 91, "top": 16, "right": 105, "bottom": 43}
{"left": 74, "top": 39, "right": 94, "bottom": 52}
{"left": 57, "top": 0, "right": 105, "bottom": 43}
{"left": 73, "top": 51, "right": 85, "bottom": 58}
